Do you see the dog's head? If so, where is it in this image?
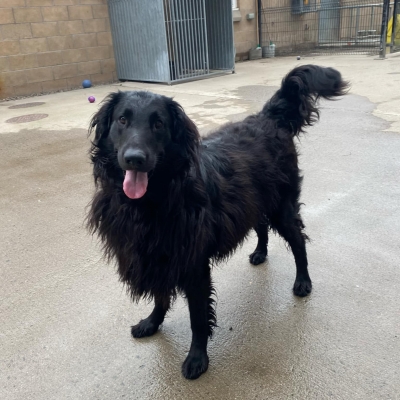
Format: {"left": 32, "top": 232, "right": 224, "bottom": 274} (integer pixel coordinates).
{"left": 89, "top": 91, "right": 199, "bottom": 199}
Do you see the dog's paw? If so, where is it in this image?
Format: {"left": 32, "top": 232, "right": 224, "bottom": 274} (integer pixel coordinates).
{"left": 293, "top": 279, "right": 312, "bottom": 297}
{"left": 249, "top": 250, "right": 267, "bottom": 265}
{"left": 131, "top": 318, "right": 159, "bottom": 338}
{"left": 181, "top": 350, "right": 209, "bottom": 380}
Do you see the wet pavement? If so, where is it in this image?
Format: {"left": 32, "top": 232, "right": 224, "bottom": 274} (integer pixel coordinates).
{"left": 1, "top": 55, "right": 400, "bottom": 399}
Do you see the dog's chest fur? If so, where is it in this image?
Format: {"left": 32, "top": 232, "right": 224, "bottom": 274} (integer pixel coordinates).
{"left": 98, "top": 188, "right": 209, "bottom": 298}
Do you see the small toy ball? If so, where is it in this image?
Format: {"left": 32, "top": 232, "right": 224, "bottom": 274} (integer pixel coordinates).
{"left": 82, "top": 79, "right": 92, "bottom": 88}
{"left": 297, "top": 56, "right": 301, "bottom": 60}
{"left": 88, "top": 96, "right": 95, "bottom": 103}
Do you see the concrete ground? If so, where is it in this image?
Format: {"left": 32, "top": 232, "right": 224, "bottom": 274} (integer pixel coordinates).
{"left": 1, "top": 55, "right": 399, "bottom": 400}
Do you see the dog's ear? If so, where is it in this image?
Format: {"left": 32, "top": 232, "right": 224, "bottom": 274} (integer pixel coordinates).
{"left": 167, "top": 98, "right": 200, "bottom": 153}
{"left": 89, "top": 91, "right": 122, "bottom": 144}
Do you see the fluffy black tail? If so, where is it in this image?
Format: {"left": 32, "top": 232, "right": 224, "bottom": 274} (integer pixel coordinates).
{"left": 263, "top": 65, "right": 349, "bottom": 136}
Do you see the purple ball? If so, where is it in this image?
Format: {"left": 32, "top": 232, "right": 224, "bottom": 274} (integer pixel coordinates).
{"left": 88, "top": 96, "right": 95, "bottom": 103}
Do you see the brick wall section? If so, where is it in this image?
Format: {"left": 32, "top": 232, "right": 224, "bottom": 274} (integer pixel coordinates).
{"left": 0, "top": 0, "right": 116, "bottom": 99}
{"left": 233, "top": 0, "right": 258, "bottom": 58}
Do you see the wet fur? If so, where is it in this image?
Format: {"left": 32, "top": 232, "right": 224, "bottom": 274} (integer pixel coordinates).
{"left": 87, "top": 65, "right": 348, "bottom": 379}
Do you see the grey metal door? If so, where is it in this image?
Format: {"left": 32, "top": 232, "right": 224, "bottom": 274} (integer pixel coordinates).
{"left": 205, "top": 0, "right": 235, "bottom": 71}
{"left": 165, "top": 0, "right": 210, "bottom": 81}
{"left": 108, "top": 0, "right": 234, "bottom": 84}
{"left": 108, "top": 0, "right": 170, "bottom": 82}
{"left": 319, "top": 0, "right": 341, "bottom": 43}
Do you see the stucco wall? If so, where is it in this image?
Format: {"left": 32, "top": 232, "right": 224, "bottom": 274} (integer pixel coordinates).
{"left": 233, "top": 0, "right": 258, "bottom": 58}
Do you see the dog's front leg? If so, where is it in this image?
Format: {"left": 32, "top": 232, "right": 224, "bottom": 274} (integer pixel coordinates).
{"left": 131, "top": 293, "right": 171, "bottom": 338}
{"left": 181, "top": 265, "right": 215, "bottom": 380}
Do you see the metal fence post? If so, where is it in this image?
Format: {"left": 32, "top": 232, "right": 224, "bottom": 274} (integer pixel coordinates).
{"left": 390, "top": 0, "right": 399, "bottom": 53}
{"left": 258, "top": 0, "right": 262, "bottom": 46}
{"left": 380, "top": 0, "right": 391, "bottom": 58}
{"left": 355, "top": 7, "right": 360, "bottom": 44}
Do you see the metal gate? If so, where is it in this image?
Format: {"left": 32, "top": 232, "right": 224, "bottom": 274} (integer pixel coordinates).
{"left": 108, "top": 0, "right": 234, "bottom": 84}
{"left": 318, "top": 0, "right": 340, "bottom": 43}
{"left": 260, "top": 0, "right": 398, "bottom": 56}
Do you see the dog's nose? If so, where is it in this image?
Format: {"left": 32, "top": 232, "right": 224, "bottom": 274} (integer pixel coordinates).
{"left": 123, "top": 149, "right": 146, "bottom": 168}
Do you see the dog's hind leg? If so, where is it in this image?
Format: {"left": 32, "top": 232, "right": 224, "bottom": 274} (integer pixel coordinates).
{"left": 131, "top": 294, "right": 171, "bottom": 338}
{"left": 272, "top": 202, "right": 312, "bottom": 297}
{"left": 181, "top": 263, "right": 216, "bottom": 380}
{"left": 249, "top": 220, "right": 269, "bottom": 265}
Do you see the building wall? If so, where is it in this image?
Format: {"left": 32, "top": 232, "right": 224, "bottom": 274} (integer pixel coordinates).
{"left": 233, "top": 0, "right": 258, "bottom": 58}
{"left": 0, "top": 0, "right": 116, "bottom": 100}
{"left": 0, "top": 1, "right": 263, "bottom": 99}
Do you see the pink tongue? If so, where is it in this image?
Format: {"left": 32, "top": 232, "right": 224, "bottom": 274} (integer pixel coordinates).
{"left": 123, "top": 170, "right": 148, "bottom": 199}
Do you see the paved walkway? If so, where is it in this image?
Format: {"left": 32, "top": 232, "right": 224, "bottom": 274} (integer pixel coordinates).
{"left": 1, "top": 55, "right": 399, "bottom": 399}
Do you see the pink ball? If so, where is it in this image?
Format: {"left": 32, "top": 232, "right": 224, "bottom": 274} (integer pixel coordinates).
{"left": 88, "top": 96, "right": 95, "bottom": 103}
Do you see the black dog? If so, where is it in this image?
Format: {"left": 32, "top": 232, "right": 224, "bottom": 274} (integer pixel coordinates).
{"left": 87, "top": 65, "right": 348, "bottom": 379}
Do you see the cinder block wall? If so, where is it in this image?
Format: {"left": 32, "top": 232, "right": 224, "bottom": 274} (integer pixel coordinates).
{"left": 233, "top": 0, "right": 258, "bottom": 57}
{"left": 0, "top": 0, "right": 116, "bottom": 100}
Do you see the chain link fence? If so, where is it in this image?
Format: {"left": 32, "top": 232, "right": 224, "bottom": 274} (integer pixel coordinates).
{"left": 260, "top": 0, "right": 399, "bottom": 57}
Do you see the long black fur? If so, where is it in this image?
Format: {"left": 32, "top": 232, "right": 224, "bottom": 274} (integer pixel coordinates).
{"left": 87, "top": 65, "right": 349, "bottom": 379}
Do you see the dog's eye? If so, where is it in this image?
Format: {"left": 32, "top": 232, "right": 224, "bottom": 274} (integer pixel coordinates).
{"left": 119, "top": 116, "right": 126, "bottom": 125}
{"left": 154, "top": 120, "right": 163, "bottom": 130}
